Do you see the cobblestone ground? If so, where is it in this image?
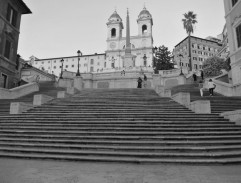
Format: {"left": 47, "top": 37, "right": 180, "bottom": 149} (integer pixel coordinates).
{"left": 1, "top": 158, "right": 241, "bottom": 183}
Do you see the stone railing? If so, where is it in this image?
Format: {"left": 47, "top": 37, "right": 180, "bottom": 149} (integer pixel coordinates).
{"left": 220, "top": 110, "right": 241, "bottom": 125}
{"left": 171, "top": 92, "right": 211, "bottom": 114}
{"left": 158, "top": 68, "right": 189, "bottom": 77}
{"left": 0, "top": 82, "right": 39, "bottom": 99}
{"left": 213, "top": 79, "right": 234, "bottom": 96}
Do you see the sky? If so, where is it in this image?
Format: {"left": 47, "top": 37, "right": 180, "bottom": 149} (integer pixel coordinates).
{"left": 18, "top": 0, "right": 226, "bottom": 60}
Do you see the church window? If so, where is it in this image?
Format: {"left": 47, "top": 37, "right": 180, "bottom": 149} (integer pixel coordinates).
{"left": 111, "top": 28, "right": 116, "bottom": 37}
{"left": 142, "top": 25, "right": 148, "bottom": 34}
{"left": 111, "top": 62, "right": 115, "bottom": 68}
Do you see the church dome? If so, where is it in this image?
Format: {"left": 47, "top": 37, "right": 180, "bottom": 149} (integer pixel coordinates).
{"left": 138, "top": 7, "right": 152, "bottom": 19}
{"left": 108, "top": 10, "right": 122, "bottom": 22}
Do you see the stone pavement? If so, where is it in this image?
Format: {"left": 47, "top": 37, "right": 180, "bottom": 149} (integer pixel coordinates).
{"left": 0, "top": 158, "right": 241, "bottom": 183}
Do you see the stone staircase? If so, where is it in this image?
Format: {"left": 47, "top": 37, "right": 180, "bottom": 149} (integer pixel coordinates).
{"left": 0, "top": 81, "right": 64, "bottom": 116}
{"left": 0, "top": 88, "right": 241, "bottom": 164}
{"left": 171, "top": 84, "right": 241, "bottom": 114}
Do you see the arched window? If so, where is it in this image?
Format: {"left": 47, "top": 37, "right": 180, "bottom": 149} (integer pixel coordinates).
{"left": 111, "top": 28, "right": 116, "bottom": 37}
{"left": 142, "top": 25, "right": 147, "bottom": 34}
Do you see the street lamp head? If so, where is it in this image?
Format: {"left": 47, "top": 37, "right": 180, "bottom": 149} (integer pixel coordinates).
{"left": 178, "top": 54, "right": 183, "bottom": 58}
{"left": 143, "top": 54, "right": 147, "bottom": 60}
{"left": 60, "top": 58, "right": 64, "bottom": 63}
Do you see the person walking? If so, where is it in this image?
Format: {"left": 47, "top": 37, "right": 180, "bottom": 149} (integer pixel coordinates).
{"left": 208, "top": 79, "right": 216, "bottom": 96}
{"left": 137, "top": 77, "right": 142, "bottom": 88}
{"left": 198, "top": 80, "right": 204, "bottom": 97}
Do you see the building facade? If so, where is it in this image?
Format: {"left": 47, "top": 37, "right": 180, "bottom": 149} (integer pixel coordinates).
{"left": 0, "top": 0, "right": 31, "bottom": 88}
{"left": 173, "top": 36, "right": 222, "bottom": 71}
{"left": 217, "top": 24, "right": 230, "bottom": 59}
{"left": 29, "top": 54, "right": 106, "bottom": 77}
{"left": 223, "top": 0, "right": 241, "bottom": 85}
{"left": 30, "top": 7, "right": 153, "bottom": 78}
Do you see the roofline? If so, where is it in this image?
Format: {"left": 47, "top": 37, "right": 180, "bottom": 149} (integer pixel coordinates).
{"left": 18, "top": 0, "right": 32, "bottom": 14}
{"left": 174, "top": 35, "right": 221, "bottom": 48}
{"left": 32, "top": 53, "right": 106, "bottom": 62}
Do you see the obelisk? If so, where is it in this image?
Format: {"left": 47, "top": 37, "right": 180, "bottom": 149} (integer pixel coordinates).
{"left": 123, "top": 9, "right": 136, "bottom": 68}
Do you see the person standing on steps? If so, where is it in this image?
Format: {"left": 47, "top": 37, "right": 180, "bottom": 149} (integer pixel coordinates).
{"left": 193, "top": 73, "right": 197, "bottom": 83}
{"left": 208, "top": 79, "right": 216, "bottom": 96}
{"left": 201, "top": 70, "right": 204, "bottom": 80}
{"left": 143, "top": 74, "right": 147, "bottom": 88}
{"left": 137, "top": 77, "right": 142, "bottom": 88}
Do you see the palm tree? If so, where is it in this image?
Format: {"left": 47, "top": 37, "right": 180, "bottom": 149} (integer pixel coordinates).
{"left": 182, "top": 11, "right": 197, "bottom": 71}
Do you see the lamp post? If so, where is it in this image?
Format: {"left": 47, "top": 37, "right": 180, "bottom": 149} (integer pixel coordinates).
{"left": 76, "top": 50, "right": 82, "bottom": 76}
{"left": 60, "top": 58, "right": 64, "bottom": 79}
{"left": 178, "top": 54, "right": 184, "bottom": 75}
{"left": 143, "top": 54, "right": 147, "bottom": 67}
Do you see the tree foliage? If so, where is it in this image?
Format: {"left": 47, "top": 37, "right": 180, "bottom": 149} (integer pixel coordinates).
{"left": 182, "top": 11, "right": 197, "bottom": 35}
{"left": 202, "top": 56, "right": 230, "bottom": 77}
{"left": 182, "top": 11, "right": 197, "bottom": 71}
{"left": 152, "top": 45, "right": 174, "bottom": 74}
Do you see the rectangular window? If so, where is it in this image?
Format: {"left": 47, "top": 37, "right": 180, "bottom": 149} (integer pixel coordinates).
{"left": 4, "top": 39, "right": 11, "bottom": 59}
{"left": 65, "top": 65, "right": 68, "bottom": 68}
{"left": 236, "top": 23, "right": 241, "bottom": 48}
{"left": 6, "top": 4, "right": 18, "bottom": 27}
{"left": 53, "top": 66, "right": 56, "bottom": 69}
{"left": 90, "top": 66, "right": 94, "bottom": 72}
{"left": 90, "top": 59, "right": 94, "bottom": 65}
{"left": 194, "top": 64, "right": 198, "bottom": 69}
{"left": 232, "top": 0, "right": 238, "bottom": 6}
{"left": 72, "top": 65, "right": 74, "bottom": 68}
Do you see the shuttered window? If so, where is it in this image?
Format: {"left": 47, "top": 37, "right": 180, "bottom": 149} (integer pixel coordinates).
{"left": 232, "top": 0, "right": 238, "bottom": 6}
{"left": 4, "top": 40, "right": 11, "bottom": 59}
{"left": 6, "top": 4, "right": 18, "bottom": 27}
{"left": 236, "top": 24, "right": 241, "bottom": 48}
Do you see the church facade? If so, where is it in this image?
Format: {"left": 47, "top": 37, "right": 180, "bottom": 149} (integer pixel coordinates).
{"left": 29, "top": 7, "right": 154, "bottom": 77}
